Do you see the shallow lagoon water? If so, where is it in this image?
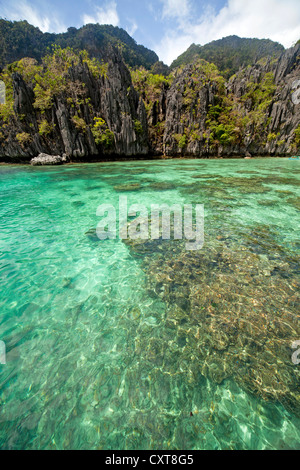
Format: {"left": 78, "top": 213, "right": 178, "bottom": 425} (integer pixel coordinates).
{"left": 0, "top": 157, "right": 299, "bottom": 450}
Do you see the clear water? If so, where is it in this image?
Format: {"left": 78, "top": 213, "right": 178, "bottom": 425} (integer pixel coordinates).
{"left": 0, "top": 158, "right": 299, "bottom": 450}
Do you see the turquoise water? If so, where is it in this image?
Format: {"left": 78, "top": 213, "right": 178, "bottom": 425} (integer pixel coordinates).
{"left": 0, "top": 157, "right": 299, "bottom": 450}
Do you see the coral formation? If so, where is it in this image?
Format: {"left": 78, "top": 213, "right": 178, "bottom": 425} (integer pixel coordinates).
{"left": 123, "top": 219, "right": 300, "bottom": 416}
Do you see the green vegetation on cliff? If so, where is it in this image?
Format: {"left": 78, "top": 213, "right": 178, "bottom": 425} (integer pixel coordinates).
{"left": 130, "top": 56, "right": 281, "bottom": 155}
{"left": 0, "top": 46, "right": 114, "bottom": 151}
{"left": 131, "top": 67, "right": 172, "bottom": 106}
{"left": 0, "top": 46, "right": 107, "bottom": 118}
{"left": 134, "top": 48, "right": 296, "bottom": 156}
{"left": 91, "top": 117, "right": 114, "bottom": 148}
{"left": 294, "top": 124, "right": 300, "bottom": 150}
{"left": 131, "top": 67, "right": 173, "bottom": 150}
{"left": 178, "top": 60, "right": 277, "bottom": 151}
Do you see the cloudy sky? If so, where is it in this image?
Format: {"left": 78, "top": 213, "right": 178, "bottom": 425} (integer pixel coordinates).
{"left": 0, "top": 0, "right": 300, "bottom": 65}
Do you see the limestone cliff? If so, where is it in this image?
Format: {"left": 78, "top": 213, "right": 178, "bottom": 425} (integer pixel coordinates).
{"left": 0, "top": 43, "right": 299, "bottom": 161}
{"left": 145, "top": 43, "right": 300, "bottom": 157}
{"left": 0, "top": 47, "right": 148, "bottom": 162}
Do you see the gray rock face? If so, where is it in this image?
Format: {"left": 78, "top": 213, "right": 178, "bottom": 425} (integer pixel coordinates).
{"left": 162, "top": 64, "right": 218, "bottom": 157}
{"left": 0, "top": 47, "right": 149, "bottom": 162}
{"left": 12, "top": 73, "right": 35, "bottom": 116}
{"left": 30, "top": 153, "right": 68, "bottom": 166}
{"left": 149, "top": 43, "right": 300, "bottom": 157}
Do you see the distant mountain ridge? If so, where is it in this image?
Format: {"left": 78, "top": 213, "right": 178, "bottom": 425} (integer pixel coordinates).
{"left": 0, "top": 21, "right": 287, "bottom": 79}
{"left": 170, "top": 36, "right": 285, "bottom": 78}
{"left": 0, "top": 19, "right": 159, "bottom": 70}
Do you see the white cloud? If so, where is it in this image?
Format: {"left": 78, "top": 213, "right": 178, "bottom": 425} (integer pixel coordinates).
{"left": 155, "top": 0, "right": 300, "bottom": 65}
{"left": 126, "top": 19, "right": 138, "bottom": 37}
{"left": 161, "top": 0, "right": 191, "bottom": 20}
{"left": 82, "top": 1, "right": 120, "bottom": 26}
{"left": 147, "top": 3, "right": 161, "bottom": 22}
{"left": 0, "top": 0, "right": 66, "bottom": 33}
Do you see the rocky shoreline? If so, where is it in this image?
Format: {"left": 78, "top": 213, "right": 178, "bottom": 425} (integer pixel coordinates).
{"left": 0, "top": 153, "right": 296, "bottom": 165}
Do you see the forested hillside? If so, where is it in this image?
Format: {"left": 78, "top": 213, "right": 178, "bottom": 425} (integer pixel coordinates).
{"left": 0, "top": 19, "right": 158, "bottom": 70}
{"left": 170, "top": 36, "right": 285, "bottom": 79}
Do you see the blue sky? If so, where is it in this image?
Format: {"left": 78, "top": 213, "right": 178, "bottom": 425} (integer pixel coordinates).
{"left": 1, "top": 0, "right": 300, "bottom": 64}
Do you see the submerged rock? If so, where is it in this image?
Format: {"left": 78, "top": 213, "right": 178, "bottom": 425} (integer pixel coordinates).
{"left": 147, "top": 181, "right": 176, "bottom": 191}
{"left": 85, "top": 228, "right": 99, "bottom": 242}
{"left": 114, "top": 182, "right": 141, "bottom": 191}
{"left": 287, "top": 197, "right": 300, "bottom": 211}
